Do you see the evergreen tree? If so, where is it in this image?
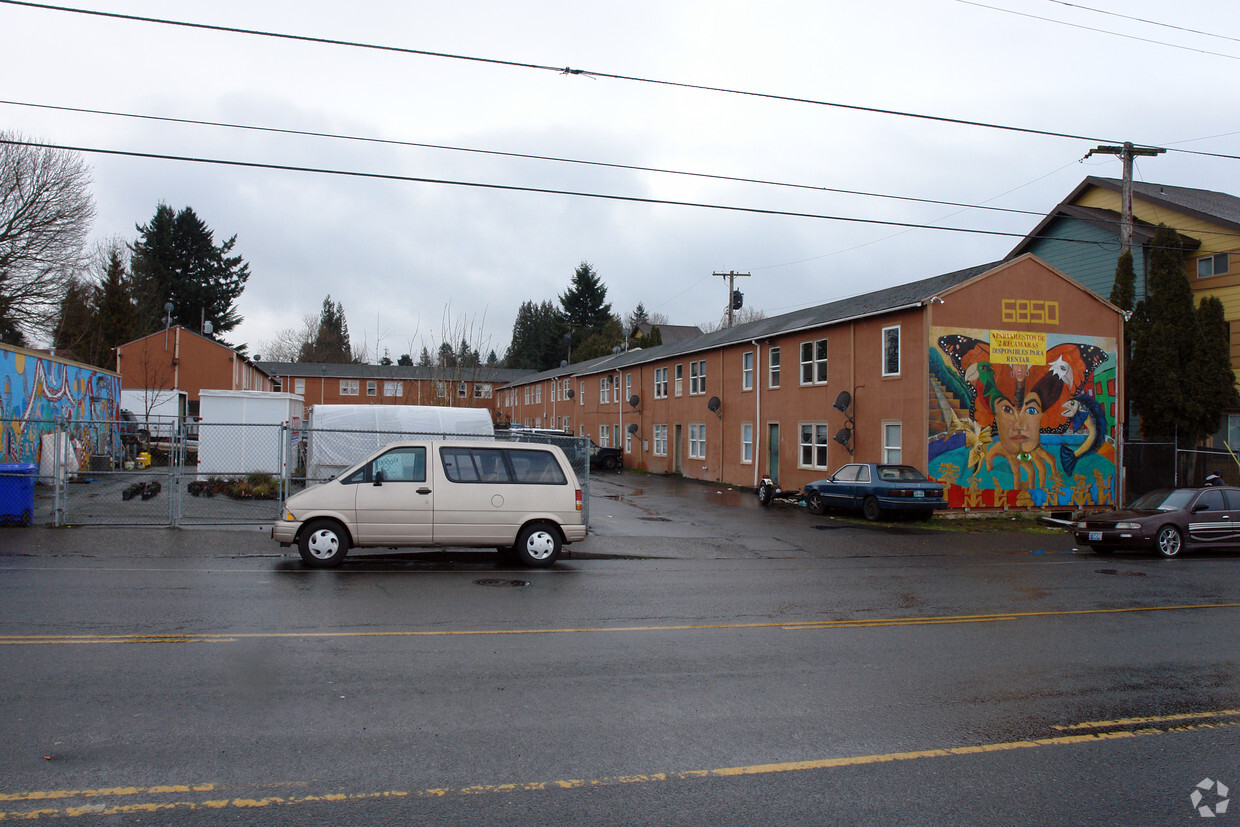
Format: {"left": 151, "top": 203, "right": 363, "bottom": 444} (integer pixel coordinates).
{"left": 53, "top": 276, "right": 98, "bottom": 363}
{"left": 505, "top": 299, "right": 566, "bottom": 370}
{"left": 486, "top": 349, "right": 498, "bottom": 366}
{"left": 1128, "top": 226, "right": 1205, "bottom": 443}
{"left": 397, "top": 353, "right": 414, "bottom": 367}
{"left": 297, "top": 295, "right": 354, "bottom": 363}
{"left": 1109, "top": 250, "right": 1135, "bottom": 312}
{"left": 417, "top": 347, "right": 432, "bottom": 367}
{"left": 626, "top": 301, "right": 650, "bottom": 331}
{"left": 94, "top": 244, "right": 135, "bottom": 361}
{"left": 0, "top": 289, "right": 25, "bottom": 346}
{"left": 646, "top": 325, "right": 663, "bottom": 347}
{"left": 559, "top": 262, "right": 613, "bottom": 353}
{"left": 573, "top": 315, "right": 623, "bottom": 362}
{"left": 129, "top": 204, "right": 250, "bottom": 337}
{"left": 1185, "top": 295, "right": 1240, "bottom": 443}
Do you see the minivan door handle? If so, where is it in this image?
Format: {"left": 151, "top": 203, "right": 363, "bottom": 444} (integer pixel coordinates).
{"left": 416, "top": 487, "right": 432, "bottom": 495}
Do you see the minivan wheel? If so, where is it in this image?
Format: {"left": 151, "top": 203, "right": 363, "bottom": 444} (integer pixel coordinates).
{"left": 515, "top": 523, "right": 562, "bottom": 568}
{"left": 298, "top": 519, "right": 350, "bottom": 568}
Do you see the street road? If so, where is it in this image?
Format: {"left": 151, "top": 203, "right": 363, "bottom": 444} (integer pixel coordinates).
{"left": 1, "top": 474, "right": 1237, "bottom": 824}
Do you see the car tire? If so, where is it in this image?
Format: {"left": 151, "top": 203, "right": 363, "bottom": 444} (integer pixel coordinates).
{"left": 602, "top": 455, "right": 618, "bottom": 471}
{"left": 514, "top": 522, "right": 562, "bottom": 568}
{"left": 757, "top": 481, "right": 773, "bottom": 506}
{"left": 806, "top": 491, "right": 826, "bottom": 515}
{"left": 862, "top": 496, "right": 882, "bottom": 522}
{"left": 298, "top": 519, "right": 350, "bottom": 568}
{"left": 1155, "top": 525, "right": 1182, "bottom": 558}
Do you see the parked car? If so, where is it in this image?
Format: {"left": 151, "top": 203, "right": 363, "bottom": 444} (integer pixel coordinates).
{"left": 117, "top": 409, "right": 150, "bottom": 448}
{"left": 590, "top": 440, "right": 623, "bottom": 471}
{"left": 1073, "top": 486, "right": 1240, "bottom": 558}
{"left": 272, "top": 439, "right": 587, "bottom": 568}
{"left": 802, "top": 463, "right": 947, "bottom": 521}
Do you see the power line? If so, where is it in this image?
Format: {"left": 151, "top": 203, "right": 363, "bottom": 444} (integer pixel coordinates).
{"left": 958, "top": 0, "right": 1240, "bottom": 61}
{"left": 0, "top": 135, "right": 1054, "bottom": 240}
{"left": 0, "top": 0, "right": 1162, "bottom": 150}
{"left": 0, "top": 98, "right": 1049, "bottom": 219}
{"left": 1044, "top": 0, "right": 1240, "bottom": 46}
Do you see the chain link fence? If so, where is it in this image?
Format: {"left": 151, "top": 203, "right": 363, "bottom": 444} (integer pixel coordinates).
{"left": 2, "top": 417, "right": 592, "bottom": 528}
{"left": 1122, "top": 440, "right": 1240, "bottom": 501}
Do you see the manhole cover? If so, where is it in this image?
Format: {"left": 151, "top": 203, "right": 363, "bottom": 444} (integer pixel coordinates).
{"left": 475, "top": 578, "right": 531, "bottom": 588}
{"left": 1095, "top": 569, "right": 1146, "bottom": 577}
{"left": 638, "top": 516, "right": 672, "bottom": 522}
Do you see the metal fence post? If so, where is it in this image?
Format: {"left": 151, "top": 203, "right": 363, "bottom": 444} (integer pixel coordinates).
{"left": 52, "top": 418, "right": 64, "bottom": 527}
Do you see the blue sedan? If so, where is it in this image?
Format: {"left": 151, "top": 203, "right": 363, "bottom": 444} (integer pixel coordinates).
{"left": 803, "top": 463, "right": 947, "bottom": 521}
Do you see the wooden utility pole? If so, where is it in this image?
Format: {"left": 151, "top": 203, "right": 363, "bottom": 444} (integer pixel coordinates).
{"left": 1085, "top": 142, "right": 1166, "bottom": 254}
{"left": 714, "top": 271, "right": 751, "bottom": 328}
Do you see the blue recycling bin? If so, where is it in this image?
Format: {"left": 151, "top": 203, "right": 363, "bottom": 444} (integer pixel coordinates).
{"left": 0, "top": 462, "right": 37, "bottom": 527}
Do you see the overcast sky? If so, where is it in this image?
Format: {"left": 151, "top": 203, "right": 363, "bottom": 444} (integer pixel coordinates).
{"left": 3, "top": 0, "right": 1237, "bottom": 360}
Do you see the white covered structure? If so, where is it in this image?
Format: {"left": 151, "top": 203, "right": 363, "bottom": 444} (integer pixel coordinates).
{"left": 197, "top": 390, "right": 305, "bottom": 478}
{"left": 305, "top": 404, "right": 494, "bottom": 480}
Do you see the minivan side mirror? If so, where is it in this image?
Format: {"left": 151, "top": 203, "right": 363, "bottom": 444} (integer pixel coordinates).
{"left": 373, "top": 470, "right": 384, "bottom": 486}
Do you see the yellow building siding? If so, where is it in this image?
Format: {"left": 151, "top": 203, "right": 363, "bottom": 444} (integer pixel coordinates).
{"left": 1074, "top": 186, "right": 1240, "bottom": 254}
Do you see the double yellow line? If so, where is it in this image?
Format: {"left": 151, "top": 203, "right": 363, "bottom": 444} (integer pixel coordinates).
{"left": 1, "top": 602, "right": 1237, "bottom": 646}
{"left": 2, "top": 709, "right": 1237, "bottom": 820}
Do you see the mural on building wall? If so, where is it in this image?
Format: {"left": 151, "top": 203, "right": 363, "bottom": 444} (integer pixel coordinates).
{"left": 1, "top": 346, "right": 121, "bottom": 465}
{"left": 928, "top": 326, "right": 1117, "bottom": 509}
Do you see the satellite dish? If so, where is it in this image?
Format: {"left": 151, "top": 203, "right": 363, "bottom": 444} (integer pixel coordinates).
{"left": 627, "top": 423, "right": 639, "bottom": 435}
{"left": 566, "top": 388, "right": 575, "bottom": 400}
{"left": 560, "top": 360, "right": 568, "bottom": 368}
{"left": 707, "top": 396, "right": 721, "bottom": 413}
{"left": 628, "top": 395, "right": 640, "bottom": 408}
{"left": 833, "top": 391, "right": 852, "bottom": 413}
{"left": 834, "top": 427, "right": 852, "bottom": 446}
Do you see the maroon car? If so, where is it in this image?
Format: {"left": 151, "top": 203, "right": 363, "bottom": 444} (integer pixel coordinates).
{"left": 1073, "top": 486, "right": 1240, "bottom": 558}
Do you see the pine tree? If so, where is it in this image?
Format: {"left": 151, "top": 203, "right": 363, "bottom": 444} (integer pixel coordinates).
{"left": 94, "top": 244, "right": 135, "bottom": 363}
{"left": 298, "top": 295, "right": 354, "bottom": 363}
{"left": 53, "top": 276, "right": 98, "bottom": 363}
{"left": 505, "top": 300, "right": 566, "bottom": 370}
{"left": 1185, "top": 295, "right": 1239, "bottom": 443}
{"left": 1109, "top": 250, "right": 1135, "bottom": 312}
{"left": 129, "top": 204, "right": 250, "bottom": 337}
{"left": 397, "top": 353, "right": 414, "bottom": 367}
{"left": 559, "top": 262, "right": 614, "bottom": 353}
{"left": 626, "top": 301, "right": 650, "bottom": 331}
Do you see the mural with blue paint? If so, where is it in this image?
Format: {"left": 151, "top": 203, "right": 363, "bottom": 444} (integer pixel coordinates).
{"left": 0, "top": 345, "right": 121, "bottom": 466}
{"left": 928, "top": 327, "right": 1118, "bottom": 509}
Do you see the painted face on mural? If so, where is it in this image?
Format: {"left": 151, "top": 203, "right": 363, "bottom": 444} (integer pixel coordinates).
{"left": 993, "top": 395, "right": 1044, "bottom": 455}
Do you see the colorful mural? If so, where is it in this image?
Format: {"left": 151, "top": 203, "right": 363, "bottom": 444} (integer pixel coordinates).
{"left": 1, "top": 345, "right": 121, "bottom": 466}
{"left": 928, "top": 327, "right": 1117, "bottom": 509}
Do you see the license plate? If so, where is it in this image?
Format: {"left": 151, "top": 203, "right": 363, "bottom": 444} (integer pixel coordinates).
{"left": 1089, "top": 531, "right": 1102, "bottom": 542}
{"left": 914, "top": 491, "right": 924, "bottom": 498}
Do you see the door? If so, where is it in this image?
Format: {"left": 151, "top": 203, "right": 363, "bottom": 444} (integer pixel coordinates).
{"left": 1186, "top": 487, "right": 1229, "bottom": 545}
{"left": 767, "top": 423, "right": 780, "bottom": 484}
{"left": 352, "top": 445, "right": 433, "bottom": 545}
{"left": 674, "top": 424, "right": 683, "bottom": 474}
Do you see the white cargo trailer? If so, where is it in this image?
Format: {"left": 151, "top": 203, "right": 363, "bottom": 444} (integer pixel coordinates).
{"left": 305, "top": 404, "right": 493, "bottom": 481}
{"left": 120, "top": 388, "right": 187, "bottom": 440}
{"left": 197, "top": 390, "right": 305, "bottom": 478}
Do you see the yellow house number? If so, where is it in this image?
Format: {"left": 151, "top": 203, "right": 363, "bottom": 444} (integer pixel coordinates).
{"left": 1001, "top": 299, "right": 1059, "bottom": 325}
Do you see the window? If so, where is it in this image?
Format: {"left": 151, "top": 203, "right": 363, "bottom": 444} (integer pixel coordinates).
{"left": 653, "top": 424, "right": 668, "bottom": 456}
{"left": 768, "top": 347, "right": 780, "bottom": 388}
{"left": 625, "top": 429, "right": 632, "bottom": 454}
{"left": 654, "top": 367, "right": 668, "bottom": 399}
{"left": 689, "top": 360, "right": 706, "bottom": 395}
{"left": 436, "top": 381, "right": 446, "bottom": 399}
{"left": 1198, "top": 253, "right": 1230, "bottom": 278}
{"left": 439, "top": 447, "right": 566, "bottom": 485}
{"left": 674, "top": 364, "right": 683, "bottom": 396}
{"left": 799, "top": 423, "right": 830, "bottom": 469}
{"left": 366, "top": 380, "right": 377, "bottom": 397}
{"left": 579, "top": 381, "right": 585, "bottom": 406}
{"left": 625, "top": 373, "right": 632, "bottom": 404}
{"left": 340, "top": 379, "right": 359, "bottom": 396}
{"left": 689, "top": 423, "right": 706, "bottom": 459}
{"left": 883, "top": 421, "right": 902, "bottom": 464}
{"left": 384, "top": 381, "right": 403, "bottom": 397}
{"left": 800, "top": 339, "right": 828, "bottom": 385}
{"left": 599, "top": 424, "right": 610, "bottom": 448}
{"left": 524, "top": 386, "right": 531, "bottom": 405}
{"left": 458, "top": 382, "right": 468, "bottom": 399}
{"left": 294, "top": 378, "right": 305, "bottom": 395}
{"left": 741, "top": 422, "right": 753, "bottom": 463}
{"left": 741, "top": 351, "right": 753, "bottom": 391}
{"left": 882, "top": 325, "right": 900, "bottom": 376}
{"left": 475, "top": 383, "right": 492, "bottom": 399}
{"left": 534, "top": 385, "right": 541, "bottom": 403}
{"left": 600, "top": 376, "right": 611, "bottom": 404}
{"left": 346, "top": 446, "right": 426, "bottom": 485}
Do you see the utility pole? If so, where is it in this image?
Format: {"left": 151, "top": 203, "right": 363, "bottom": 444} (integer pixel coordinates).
{"left": 714, "top": 271, "right": 751, "bottom": 328}
{"left": 1085, "top": 142, "right": 1166, "bottom": 255}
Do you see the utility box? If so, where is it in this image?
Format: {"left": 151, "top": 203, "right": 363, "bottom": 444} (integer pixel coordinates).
{"left": 196, "top": 390, "right": 304, "bottom": 479}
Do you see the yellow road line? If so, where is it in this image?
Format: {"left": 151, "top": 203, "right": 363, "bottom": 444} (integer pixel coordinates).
{"left": 1, "top": 714, "right": 1235, "bottom": 820}
{"left": 0, "top": 602, "right": 1237, "bottom": 646}
{"left": 1051, "top": 708, "right": 1240, "bottom": 731}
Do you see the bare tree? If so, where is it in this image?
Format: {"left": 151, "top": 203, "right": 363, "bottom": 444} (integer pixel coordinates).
{"left": 259, "top": 314, "right": 319, "bottom": 362}
{"left": 401, "top": 304, "right": 496, "bottom": 408}
{"left": 698, "top": 306, "right": 765, "bottom": 334}
{"left": 0, "top": 132, "right": 95, "bottom": 342}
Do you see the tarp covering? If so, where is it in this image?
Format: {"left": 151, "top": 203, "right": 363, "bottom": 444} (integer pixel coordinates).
{"left": 306, "top": 404, "right": 494, "bottom": 480}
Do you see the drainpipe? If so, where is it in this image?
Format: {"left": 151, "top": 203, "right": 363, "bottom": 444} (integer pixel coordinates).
{"left": 752, "top": 339, "right": 761, "bottom": 488}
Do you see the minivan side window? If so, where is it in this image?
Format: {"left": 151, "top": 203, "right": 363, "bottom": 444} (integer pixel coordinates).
{"left": 344, "top": 446, "right": 426, "bottom": 484}
{"left": 508, "top": 449, "right": 567, "bottom": 485}
{"left": 440, "top": 447, "right": 513, "bottom": 483}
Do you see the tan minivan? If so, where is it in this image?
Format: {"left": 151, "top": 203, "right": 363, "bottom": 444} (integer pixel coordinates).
{"left": 272, "top": 439, "right": 586, "bottom": 568}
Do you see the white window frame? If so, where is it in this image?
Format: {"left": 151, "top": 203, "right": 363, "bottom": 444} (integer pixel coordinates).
{"left": 654, "top": 367, "right": 668, "bottom": 399}
{"left": 294, "top": 378, "right": 306, "bottom": 395}
{"left": 366, "top": 380, "right": 377, "bottom": 397}
{"left": 384, "top": 380, "right": 403, "bottom": 397}
{"left": 1198, "top": 252, "right": 1230, "bottom": 278}
{"left": 674, "top": 364, "right": 683, "bottom": 397}
{"left": 800, "top": 339, "right": 828, "bottom": 385}
{"left": 625, "top": 429, "right": 633, "bottom": 454}
{"left": 599, "top": 424, "right": 611, "bottom": 448}
{"left": 625, "top": 372, "right": 632, "bottom": 404}
{"left": 768, "top": 346, "right": 780, "bottom": 389}
{"left": 741, "top": 422, "right": 753, "bottom": 464}
{"left": 688, "top": 423, "right": 706, "bottom": 460}
{"left": 475, "top": 383, "right": 492, "bottom": 399}
{"left": 340, "top": 379, "right": 359, "bottom": 396}
{"left": 882, "top": 420, "right": 902, "bottom": 464}
{"left": 798, "top": 422, "right": 830, "bottom": 469}
{"left": 653, "top": 424, "right": 668, "bottom": 456}
{"left": 579, "top": 381, "right": 585, "bottom": 406}
{"left": 882, "top": 325, "right": 901, "bottom": 377}
{"left": 600, "top": 376, "right": 610, "bottom": 404}
{"left": 689, "top": 360, "right": 706, "bottom": 395}
{"left": 741, "top": 351, "right": 754, "bottom": 391}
